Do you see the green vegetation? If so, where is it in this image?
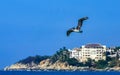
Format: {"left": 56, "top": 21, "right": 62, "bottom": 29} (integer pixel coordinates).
{"left": 50, "top": 47, "right": 93, "bottom": 67}
{"left": 16, "top": 46, "right": 120, "bottom": 69}
{"left": 50, "top": 46, "right": 120, "bottom": 69}
{"left": 114, "top": 46, "right": 120, "bottom": 52}
{"left": 67, "top": 58, "right": 90, "bottom": 67}
{"left": 85, "top": 58, "right": 92, "bottom": 67}
{"left": 50, "top": 47, "right": 69, "bottom": 63}
{"left": 108, "top": 58, "right": 117, "bottom": 67}
{"left": 95, "top": 60, "right": 108, "bottom": 69}
{"left": 49, "top": 47, "right": 83, "bottom": 66}
{"left": 17, "top": 55, "right": 50, "bottom": 64}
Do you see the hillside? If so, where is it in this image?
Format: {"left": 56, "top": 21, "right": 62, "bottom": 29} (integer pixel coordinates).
{"left": 17, "top": 55, "right": 50, "bottom": 65}
{"left": 4, "top": 47, "right": 120, "bottom": 71}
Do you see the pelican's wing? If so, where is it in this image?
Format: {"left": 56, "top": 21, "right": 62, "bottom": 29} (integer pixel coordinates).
{"left": 66, "top": 28, "right": 74, "bottom": 36}
{"left": 76, "top": 17, "right": 88, "bottom": 30}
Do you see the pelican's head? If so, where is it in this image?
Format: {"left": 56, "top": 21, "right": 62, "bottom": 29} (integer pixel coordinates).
{"left": 84, "top": 17, "right": 88, "bottom": 20}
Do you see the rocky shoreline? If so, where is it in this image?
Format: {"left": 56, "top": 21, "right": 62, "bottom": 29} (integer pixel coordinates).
{"left": 4, "top": 59, "right": 120, "bottom": 72}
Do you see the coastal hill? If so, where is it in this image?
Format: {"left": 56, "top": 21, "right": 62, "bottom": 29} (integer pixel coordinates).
{"left": 4, "top": 47, "right": 120, "bottom": 71}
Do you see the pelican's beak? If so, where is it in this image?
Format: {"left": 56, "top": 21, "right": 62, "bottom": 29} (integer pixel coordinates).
{"left": 85, "top": 17, "right": 88, "bottom": 20}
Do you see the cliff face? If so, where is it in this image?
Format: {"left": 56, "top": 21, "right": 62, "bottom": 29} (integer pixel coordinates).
{"left": 4, "top": 55, "right": 49, "bottom": 71}
{"left": 39, "top": 59, "right": 69, "bottom": 70}
{"left": 4, "top": 63, "right": 28, "bottom": 70}
{"left": 4, "top": 62, "right": 39, "bottom": 71}
{"left": 4, "top": 59, "right": 89, "bottom": 71}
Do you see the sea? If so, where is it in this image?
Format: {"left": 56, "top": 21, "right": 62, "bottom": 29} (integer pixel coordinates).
{"left": 0, "top": 71, "right": 120, "bottom": 75}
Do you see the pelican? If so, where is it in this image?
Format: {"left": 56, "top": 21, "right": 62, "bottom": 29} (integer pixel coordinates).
{"left": 66, "top": 17, "right": 88, "bottom": 36}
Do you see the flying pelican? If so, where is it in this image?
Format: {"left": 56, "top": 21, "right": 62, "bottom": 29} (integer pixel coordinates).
{"left": 66, "top": 17, "right": 88, "bottom": 36}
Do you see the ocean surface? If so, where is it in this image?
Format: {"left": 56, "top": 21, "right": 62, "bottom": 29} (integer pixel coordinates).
{"left": 0, "top": 71, "right": 120, "bottom": 75}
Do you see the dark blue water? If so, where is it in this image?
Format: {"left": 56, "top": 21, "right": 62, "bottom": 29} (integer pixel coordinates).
{"left": 0, "top": 71, "right": 120, "bottom": 75}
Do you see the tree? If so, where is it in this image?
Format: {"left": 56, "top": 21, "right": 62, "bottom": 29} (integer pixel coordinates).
{"left": 108, "top": 59, "right": 117, "bottom": 67}
{"left": 17, "top": 55, "right": 50, "bottom": 64}
{"left": 85, "top": 58, "right": 92, "bottom": 67}
{"left": 67, "top": 58, "right": 84, "bottom": 67}
{"left": 50, "top": 47, "right": 70, "bottom": 63}
{"left": 50, "top": 47, "right": 87, "bottom": 67}
{"left": 95, "top": 60, "right": 108, "bottom": 69}
{"left": 116, "top": 52, "right": 119, "bottom": 60}
{"left": 106, "top": 56, "right": 112, "bottom": 61}
{"left": 67, "top": 58, "right": 79, "bottom": 66}
{"left": 114, "top": 46, "right": 120, "bottom": 52}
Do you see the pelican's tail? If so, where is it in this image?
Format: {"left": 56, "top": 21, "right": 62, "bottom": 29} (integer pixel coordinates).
{"left": 79, "top": 31, "right": 83, "bottom": 33}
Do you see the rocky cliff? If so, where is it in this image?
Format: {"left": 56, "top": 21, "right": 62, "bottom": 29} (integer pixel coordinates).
{"left": 4, "top": 58, "right": 89, "bottom": 71}
{"left": 4, "top": 48, "right": 120, "bottom": 71}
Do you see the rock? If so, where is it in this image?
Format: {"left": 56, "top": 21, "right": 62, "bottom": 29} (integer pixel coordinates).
{"left": 39, "top": 59, "right": 69, "bottom": 70}
{"left": 4, "top": 59, "right": 90, "bottom": 71}
{"left": 4, "top": 63, "right": 28, "bottom": 70}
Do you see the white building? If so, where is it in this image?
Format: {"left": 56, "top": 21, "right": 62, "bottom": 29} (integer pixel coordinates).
{"left": 106, "top": 47, "right": 115, "bottom": 54}
{"left": 69, "top": 44, "right": 106, "bottom": 62}
{"left": 69, "top": 48, "right": 81, "bottom": 59}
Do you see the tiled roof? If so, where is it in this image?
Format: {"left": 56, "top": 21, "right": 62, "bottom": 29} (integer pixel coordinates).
{"left": 85, "top": 44, "right": 103, "bottom": 48}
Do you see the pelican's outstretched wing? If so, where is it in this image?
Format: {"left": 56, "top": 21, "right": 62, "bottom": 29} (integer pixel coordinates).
{"left": 67, "top": 28, "right": 74, "bottom": 36}
{"left": 76, "top": 17, "right": 88, "bottom": 30}
{"left": 66, "top": 17, "right": 88, "bottom": 36}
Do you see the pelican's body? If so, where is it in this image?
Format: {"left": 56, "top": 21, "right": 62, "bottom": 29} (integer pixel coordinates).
{"left": 73, "top": 29, "right": 80, "bottom": 32}
{"left": 67, "top": 17, "right": 88, "bottom": 36}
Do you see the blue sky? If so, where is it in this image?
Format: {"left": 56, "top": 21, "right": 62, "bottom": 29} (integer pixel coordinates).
{"left": 0, "top": 0, "right": 120, "bottom": 68}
